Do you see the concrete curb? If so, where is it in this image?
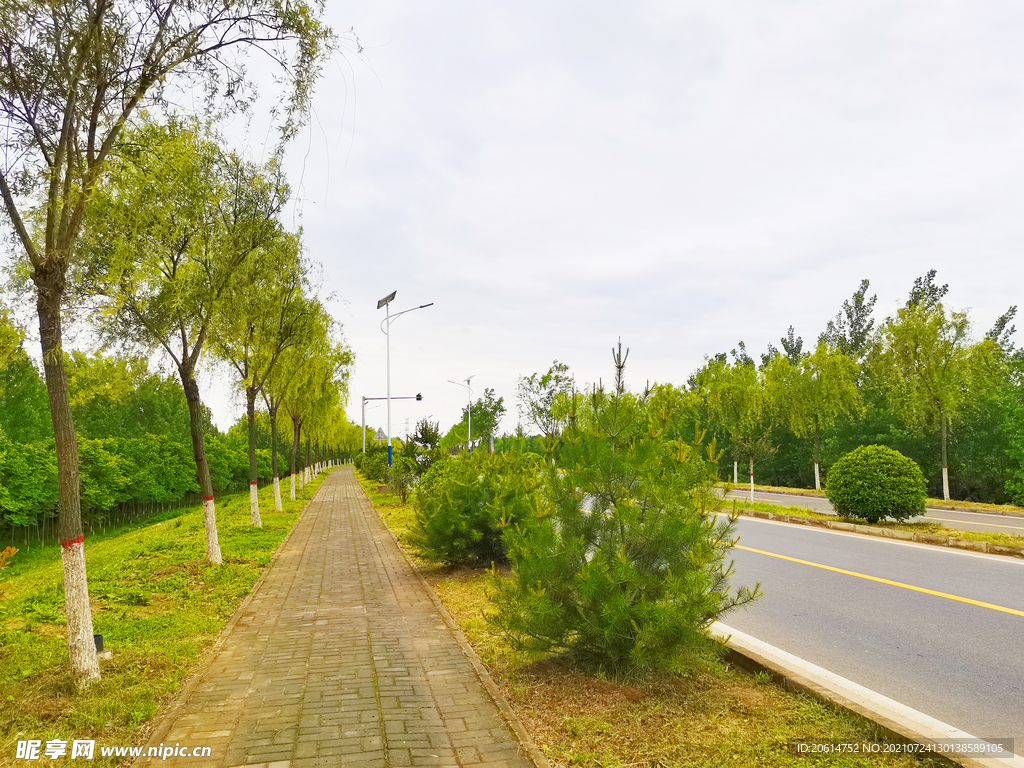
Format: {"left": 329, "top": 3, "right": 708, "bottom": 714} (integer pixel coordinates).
{"left": 132, "top": 470, "right": 331, "bottom": 766}
{"left": 735, "top": 507, "right": 1024, "bottom": 559}
{"left": 742, "top": 486, "right": 1024, "bottom": 519}
{"left": 354, "top": 477, "right": 552, "bottom": 768}
{"left": 711, "top": 622, "right": 1023, "bottom": 768}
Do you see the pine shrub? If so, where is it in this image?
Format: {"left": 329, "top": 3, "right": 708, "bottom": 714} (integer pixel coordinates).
{"left": 826, "top": 444, "right": 926, "bottom": 523}
{"left": 488, "top": 343, "right": 760, "bottom": 673}
{"left": 411, "top": 450, "right": 543, "bottom": 564}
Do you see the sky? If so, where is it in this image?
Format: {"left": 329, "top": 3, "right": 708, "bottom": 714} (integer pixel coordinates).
{"left": 205, "top": 0, "right": 1024, "bottom": 441}
{"left": 11, "top": 2, "right": 1024, "bottom": 441}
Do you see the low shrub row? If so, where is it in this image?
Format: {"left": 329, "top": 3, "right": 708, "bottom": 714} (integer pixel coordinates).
{"left": 0, "top": 430, "right": 282, "bottom": 530}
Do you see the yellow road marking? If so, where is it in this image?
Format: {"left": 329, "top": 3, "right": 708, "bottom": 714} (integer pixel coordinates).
{"left": 927, "top": 516, "right": 1024, "bottom": 532}
{"left": 735, "top": 545, "right": 1024, "bottom": 618}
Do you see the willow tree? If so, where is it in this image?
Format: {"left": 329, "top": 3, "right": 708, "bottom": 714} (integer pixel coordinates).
{"left": 763, "top": 341, "right": 863, "bottom": 490}
{"left": 282, "top": 338, "right": 351, "bottom": 492}
{"left": 88, "top": 118, "right": 287, "bottom": 562}
{"left": 212, "top": 234, "right": 319, "bottom": 525}
{"left": 871, "top": 302, "right": 998, "bottom": 500}
{"left": 261, "top": 302, "right": 333, "bottom": 509}
{"left": 700, "top": 357, "right": 771, "bottom": 499}
{"left": 0, "top": 0, "right": 331, "bottom": 685}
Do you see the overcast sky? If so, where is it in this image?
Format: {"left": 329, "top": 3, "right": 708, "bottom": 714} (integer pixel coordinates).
{"left": 205, "top": 0, "right": 1024, "bottom": 441}
{"left": 144, "top": 2, "right": 1024, "bottom": 437}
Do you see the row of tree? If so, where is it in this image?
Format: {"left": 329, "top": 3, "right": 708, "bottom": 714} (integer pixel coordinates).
{"left": 510, "top": 273, "right": 1022, "bottom": 505}
{"left": 0, "top": 0, "right": 341, "bottom": 685}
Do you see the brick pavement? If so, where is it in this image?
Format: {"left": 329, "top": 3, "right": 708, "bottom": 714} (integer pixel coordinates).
{"left": 137, "top": 467, "right": 540, "bottom": 767}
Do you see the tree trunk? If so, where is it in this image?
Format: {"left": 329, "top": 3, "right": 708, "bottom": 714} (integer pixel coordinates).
{"left": 733, "top": 460, "right": 738, "bottom": 485}
{"left": 941, "top": 412, "right": 950, "bottom": 501}
{"left": 36, "top": 274, "right": 101, "bottom": 685}
{"left": 269, "top": 406, "right": 283, "bottom": 511}
{"left": 247, "top": 387, "right": 261, "bottom": 527}
{"left": 292, "top": 417, "right": 303, "bottom": 493}
{"left": 178, "top": 365, "right": 223, "bottom": 565}
{"left": 305, "top": 437, "right": 311, "bottom": 485}
{"left": 813, "top": 414, "right": 821, "bottom": 491}
{"left": 749, "top": 456, "right": 755, "bottom": 504}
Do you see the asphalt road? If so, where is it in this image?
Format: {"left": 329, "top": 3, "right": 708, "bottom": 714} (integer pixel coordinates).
{"left": 722, "top": 488, "right": 1024, "bottom": 536}
{"left": 720, "top": 514, "right": 1024, "bottom": 752}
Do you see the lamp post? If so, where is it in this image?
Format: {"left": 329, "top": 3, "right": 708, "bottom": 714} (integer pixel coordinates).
{"left": 378, "top": 291, "right": 433, "bottom": 466}
{"left": 362, "top": 394, "right": 422, "bottom": 453}
{"left": 448, "top": 376, "right": 474, "bottom": 454}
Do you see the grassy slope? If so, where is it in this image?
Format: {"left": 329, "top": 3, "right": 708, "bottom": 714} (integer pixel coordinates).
{"left": 0, "top": 472, "right": 329, "bottom": 766}
{"left": 356, "top": 471, "right": 947, "bottom": 768}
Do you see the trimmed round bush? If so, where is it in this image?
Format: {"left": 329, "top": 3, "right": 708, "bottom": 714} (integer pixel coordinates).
{"left": 826, "top": 444, "right": 926, "bottom": 523}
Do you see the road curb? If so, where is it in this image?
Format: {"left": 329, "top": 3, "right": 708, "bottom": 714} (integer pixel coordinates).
{"left": 711, "top": 622, "right": 1024, "bottom": 768}
{"left": 735, "top": 507, "right": 1024, "bottom": 559}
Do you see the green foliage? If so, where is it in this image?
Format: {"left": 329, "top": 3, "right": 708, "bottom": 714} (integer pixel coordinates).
{"left": 1004, "top": 378, "right": 1024, "bottom": 505}
{"left": 411, "top": 450, "right": 544, "bottom": 565}
{"left": 77, "top": 439, "right": 132, "bottom": 513}
{"left": 488, "top": 343, "right": 759, "bottom": 673}
{"left": 818, "top": 279, "right": 877, "bottom": 362}
{"left": 0, "top": 436, "right": 58, "bottom": 526}
{"left": 412, "top": 417, "right": 441, "bottom": 450}
{"left": 0, "top": 310, "right": 22, "bottom": 370}
{"left": 110, "top": 436, "right": 199, "bottom": 502}
{"left": 360, "top": 449, "right": 389, "bottom": 484}
{"left": 517, "top": 360, "right": 574, "bottom": 436}
{"left": 825, "top": 444, "right": 926, "bottom": 523}
{"left": 389, "top": 456, "right": 417, "bottom": 503}
{"left": 0, "top": 350, "right": 50, "bottom": 443}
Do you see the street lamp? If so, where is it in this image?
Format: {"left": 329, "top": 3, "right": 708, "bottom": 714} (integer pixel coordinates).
{"left": 378, "top": 291, "right": 433, "bottom": 466}
{"left": 362, "top": 393, "right": 422, "bottom": 453}
{"left": 448, "top": 376, "right": 474, "bottom": 454}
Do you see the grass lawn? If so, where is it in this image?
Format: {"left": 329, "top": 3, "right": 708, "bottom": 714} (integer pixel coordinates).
{"left": 356, "top": 471, "right": 949, "bottom": 768}
{"left": 0, "top": 471, "right": 330, "bottom": 766}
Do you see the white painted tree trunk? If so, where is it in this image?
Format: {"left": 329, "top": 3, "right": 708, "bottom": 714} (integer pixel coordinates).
{"left": 290, "top": 473, "right": 296, "bottom": 500}
{"left": 749, "top": 458, "right": 754, "bottom": 504}
{"left": 250, "top": 482, "right": 261, "bottom": 527}
{"left": 733, "top": 460, "right": 738, "bottom": 484}
{"left": 273, "top": 476, "right": 283, "bottom": 512}
{"left": 61, "top": 540, "right": 100, "bottom": 685}
{"left": 299, "top": 469, "right": 304, "bottom": 490}
{"left": 941, "top": 413, "right": 950, "bottom": 501}
{"left": 814, "top": 462, "right": 820, "bottom": 491}
{"left": 202, "top": 497, "right": 222, "bottom": 565}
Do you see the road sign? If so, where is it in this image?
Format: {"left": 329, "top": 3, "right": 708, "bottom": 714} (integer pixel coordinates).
{"left": 375, "top": 428, "right": 387, "bottom": 441}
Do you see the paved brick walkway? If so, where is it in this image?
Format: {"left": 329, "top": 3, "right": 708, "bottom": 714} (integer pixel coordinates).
{"left": 138, "top": 468, "right": 538, "bottom": 767}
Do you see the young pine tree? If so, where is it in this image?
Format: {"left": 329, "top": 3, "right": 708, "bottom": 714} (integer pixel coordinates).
{"left": 489, "top": 342, "right": 761, "bottom": 673}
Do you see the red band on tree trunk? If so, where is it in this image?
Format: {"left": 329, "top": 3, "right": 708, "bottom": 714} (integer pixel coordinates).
{"left": 202, "top": 495, "right": 214, "bottom": 501}
{"left": 273, "top": 475, "right": 279, "bottom": 479}
{"left": 250, "top": 481, "right": 258, "bottom": 485}
{"left": 61, "top": 535, "right": 84, "bottom": 549}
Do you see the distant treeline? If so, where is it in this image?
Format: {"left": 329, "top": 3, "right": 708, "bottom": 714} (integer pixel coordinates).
{"left": 0, "top": 347, "right": 313, "bottom": 535}
{"left": 506, "top": 273, "right": 1023, "bottom": 506}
